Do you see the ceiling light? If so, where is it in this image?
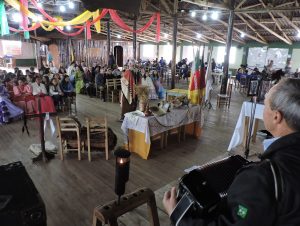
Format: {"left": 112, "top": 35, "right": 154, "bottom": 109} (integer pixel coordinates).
{"left": 167, "top": 42, "right": 170, "bottom": 45}
{"left": 68, "top": 1, "right": 75, "bottom": 9}
{"left": 12, "top": 12, "right": 21, "bottom": 23}
{"left": 211, "top": 11, "right": 219, "bottom": 20}
{"left": 117, "top": 34, "right": 121, "bottom": 39}
{"left": 59, "top": 5, "right": 66, "bottom": 12}
{"left": 66, "top": 25, "right": 72, "bottom": 31}
{"left": 164, "top": 33, "right": 168, "bottom": 38}
{"left": 33, "top": 14, "right": 43, "bottom": 22}
{"left": 202, "top": 14, "right": 207, "bottom": 21}
{"left": 181, "top": 10, "right": 185, "bottom": 13}
{"left": 197, "top": 33, "right": 202, "bottom": 39}
{"left": 191, "top": 11, "right": 196, "bottom": 17}
{"left": 297, "top": 32, "right": 300, "bottom": 38}
{"left": 240, "top": 32, "right": 245, "bottom": 38}
{"left": 37, "top": 2, "right": 43, "bottom": 8}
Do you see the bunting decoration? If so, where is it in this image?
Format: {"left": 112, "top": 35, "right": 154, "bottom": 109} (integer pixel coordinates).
{"left": 0, "top": 0, "right": 10, "bottom": 36}
{"left": 2, "top": 0, "right": 161, "bottom": 42}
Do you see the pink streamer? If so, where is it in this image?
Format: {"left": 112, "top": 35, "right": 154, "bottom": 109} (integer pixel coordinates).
{"left": 108, "top": 10, "right": 160, "bottom": 42}
{"left": 86, "top": 20, "right": 91, "bottom": 40}
{"left": 156, "top": 13, "right": 160, "bottom": 42}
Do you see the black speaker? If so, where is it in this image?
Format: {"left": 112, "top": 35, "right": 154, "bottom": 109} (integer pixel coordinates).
{"left": 0, "top": 162, "right": 47, "bottom": 226}
{"left": 80, "top": 0, "right": 142, "bottom": 14}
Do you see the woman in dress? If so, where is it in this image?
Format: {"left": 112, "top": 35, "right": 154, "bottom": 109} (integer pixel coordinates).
{"left": 152, "top": 70, "right": 165, "bottom": 99}
{"left": 75, "top": 66, "right": 84, "bottom": 94}
{"left": 141, "top": 71, "right": 158, "bottom": 100}
{"left": 13, "top": 78, "right": 35, "bottom": 114}
{"left": 49, "top": 78, "right": 64, "bottom": 111}
{"left": 31, "top": 76, "right": 56, "bottom": 113}
{"left": 0, "top": 82, "right": 23, "bottom": 124}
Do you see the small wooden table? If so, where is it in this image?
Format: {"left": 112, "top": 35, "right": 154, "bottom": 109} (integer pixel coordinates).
{"left": 166, "top": 89, "right": 188, "bottom": 101}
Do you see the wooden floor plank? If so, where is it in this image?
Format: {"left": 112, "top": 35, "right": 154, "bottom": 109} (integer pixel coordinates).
{"left": 0, "top": 82, "right": 258, "bottom": 226}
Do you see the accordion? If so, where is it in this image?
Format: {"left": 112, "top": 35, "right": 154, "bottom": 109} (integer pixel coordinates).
{"left": 171, "top": 155, "right": 249, "bottom": 225}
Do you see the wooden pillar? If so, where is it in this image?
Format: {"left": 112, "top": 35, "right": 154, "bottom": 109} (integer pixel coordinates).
{"left": 156, "top": 43, "right": 159, "bottom": 59}
{"left": 171, "top": 0, "right": 178, "bottom": 89}
{"left": 180, "top": 42, "right": 183, "bottom": 61}
{"left": 137, "top": 42, "right": 141, "bottom": 61}
{"left": 242, "top": 46, "right": 248, "bottom": 66}
{"left": 107, "top": 20, "right": 111, "bottom": 64}
{"left": 133, "top": 19, "right": 137, "bottom": 60}
{"left": 220, "top": 0, "right": 235, "bottom": 94}
{"left": 35, "top": 41, "right": 41, "bottom": 69}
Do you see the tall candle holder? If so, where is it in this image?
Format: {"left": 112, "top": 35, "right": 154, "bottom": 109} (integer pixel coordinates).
{"left": 114, "top": 148, "right": 131, "bottom": 205}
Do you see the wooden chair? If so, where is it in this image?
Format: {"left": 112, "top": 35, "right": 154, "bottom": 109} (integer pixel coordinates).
{"left": 56, "top": 117, "right": 83, "bottom": 160}
{"left": 106, "top": 79, "right": 115, "bottom": 102}
{"left": 62, "top": 93, "right": 77, "bottom": 115}
{"left": 164, "top": 126, "right": 184, "bottom": 148}
{"left": 85, "top": 117, "right": 109, "bottom": 161}
{"left": 151, "top": 133, "right": 165, "bottom": 150}
{"left": 217, "top": 83, "right": 233, "bottom": 108}
{"left": 239, "top": 75, "right": 247, "bottom": 93}
{"left": 112, "top": 79, "right": 121, "bottom": 103}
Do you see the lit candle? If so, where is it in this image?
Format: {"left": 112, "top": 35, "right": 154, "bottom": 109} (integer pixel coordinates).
{"left": 114, "top": 148, "right": 131, "bottom": 204}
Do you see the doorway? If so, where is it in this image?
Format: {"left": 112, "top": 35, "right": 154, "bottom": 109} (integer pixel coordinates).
{"left": 114, "top": 46, "right": 123, "bottom": 67}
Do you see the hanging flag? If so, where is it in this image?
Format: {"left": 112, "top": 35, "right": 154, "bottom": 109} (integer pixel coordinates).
{"left": 188, "top": 49, "right": 206, "bottom": 104}
{"left": 0, "top": 0, "right": 10, "bottom": 36}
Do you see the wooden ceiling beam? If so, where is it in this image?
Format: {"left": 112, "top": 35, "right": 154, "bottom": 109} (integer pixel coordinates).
{"left": 235, "top": 7, "right": 300, "bottom": 13}
{"left": 242, "top": 13, "right": 292, "bottom": 45}
{"left": 277, "top": 12, "right": 300, "bottom": 33}
{"left": 217, "top": 19, "right": 261, "bottom": 44}
{"left": 235, "top": 0, "right": 247, "bottom": 9}
{"left": 160, "top": 0, "right": 172, "bottom": 14}
{"left": 259, "top": 0, "right": 292, "bottom": 44}
{"left": 235, "top": 14, "right": 268, "bottom": 44}
{"left": 180, "top": 0, "right": 229, "bottom": 10}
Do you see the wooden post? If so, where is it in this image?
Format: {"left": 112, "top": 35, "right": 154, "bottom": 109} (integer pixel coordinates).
{"left": 171, "top": 0, "right": 178, "bottom": 89}
{"left": 137, "top": 42, "right": 141, "bottom": 61}
{"left": 133, "top": 19, "right": 137, "bottom": 60}
{"left": 37, "top": 97, "right": 47, "bottom": 162}
{"left": 220, "top": 0, "right": 235, "bottom": 95}
{"left": 156, "top": 43, "right": 159, "bottom": 59}
{"left": 107, "top": 20, "right": 111, "bottom": 65}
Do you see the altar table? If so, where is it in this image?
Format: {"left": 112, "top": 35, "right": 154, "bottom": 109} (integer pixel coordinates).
{"left": 121, "top": 105, "right": 203, "bottom": 159}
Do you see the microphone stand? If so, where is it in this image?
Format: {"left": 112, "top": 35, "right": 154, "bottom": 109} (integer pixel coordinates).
{"left": 244, "top": 96, "right": 257, "bottom": 159}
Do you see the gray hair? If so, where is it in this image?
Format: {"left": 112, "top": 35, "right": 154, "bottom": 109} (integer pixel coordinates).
{"left": 269, "top": 78, "right": 300, "bottom": 132}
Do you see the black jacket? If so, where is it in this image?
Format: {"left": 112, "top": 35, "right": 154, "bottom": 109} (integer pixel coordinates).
{"left": 173, "top": 132, "right": 300, "bottom": 226}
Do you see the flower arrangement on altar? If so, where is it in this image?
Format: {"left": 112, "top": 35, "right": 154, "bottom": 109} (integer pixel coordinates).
{"left": 135, "top": 85, "right": 149, "bottom": 112}
{"left": 136, "top": 85, "right": 149, "bottom": 102}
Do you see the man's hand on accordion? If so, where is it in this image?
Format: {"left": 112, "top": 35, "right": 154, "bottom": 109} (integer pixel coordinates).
{"left": 163, "top": 186, "right": 177, "bottom": 216}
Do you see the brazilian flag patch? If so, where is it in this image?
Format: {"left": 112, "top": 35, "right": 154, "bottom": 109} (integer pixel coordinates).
{"left": 237, "top": 205, "right": 248, "bottom": 219}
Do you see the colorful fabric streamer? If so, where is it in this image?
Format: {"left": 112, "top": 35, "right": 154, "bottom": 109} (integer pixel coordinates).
{"left": 4, "top": 0, "right": 161, "bottom": 42}
{"left": 0, "top": 0, "right": 10, "bottom": 36}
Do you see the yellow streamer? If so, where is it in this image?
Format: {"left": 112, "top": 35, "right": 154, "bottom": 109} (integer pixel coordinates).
{"left": 93, "top": 9, "right": 101, "bottom": 33}
{"left": 5, "top": 0, "right": 94, "bottom": 26}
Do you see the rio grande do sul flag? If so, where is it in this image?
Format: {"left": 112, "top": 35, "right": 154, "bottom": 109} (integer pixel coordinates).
{"left": 188, "top": 49, "right": 206, "bottom": 104}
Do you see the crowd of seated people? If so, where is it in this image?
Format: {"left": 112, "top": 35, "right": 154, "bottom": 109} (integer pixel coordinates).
{"left": 0, "top": 56, "right": 171, "bottom": 121}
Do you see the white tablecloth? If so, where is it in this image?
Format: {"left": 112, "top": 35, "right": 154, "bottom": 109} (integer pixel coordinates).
{"left": 121, "top": 105, "right": 203, "bottom": 144}
{"left": 227, "top": 101, "right": 265, "bottom": 151}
